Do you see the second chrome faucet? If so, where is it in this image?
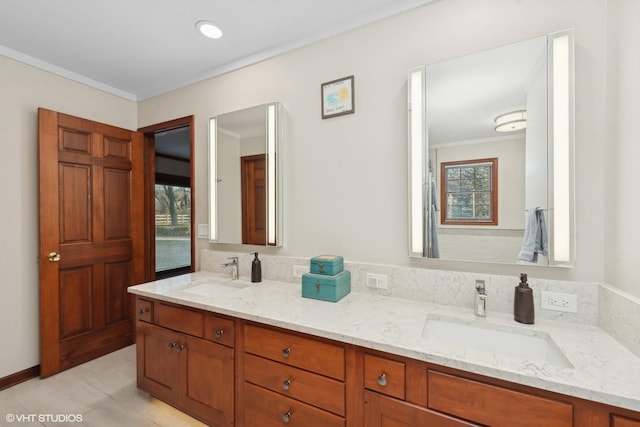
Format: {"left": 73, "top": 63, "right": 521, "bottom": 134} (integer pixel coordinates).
{"left": 222, "top": 256, "right": 239, "bottom": 280}
{"left": 475, "top": 279, "right": 487, "bottom": 317}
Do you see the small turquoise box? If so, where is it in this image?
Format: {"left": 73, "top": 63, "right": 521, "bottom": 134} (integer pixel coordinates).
{"left": 301, "top": 270, "right": 351, "bottom": 302}
{"left": 310, "top": 255, "right": 344, "bottom": 276}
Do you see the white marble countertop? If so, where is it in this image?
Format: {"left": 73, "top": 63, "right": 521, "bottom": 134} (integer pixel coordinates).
{"left": 129, "top": 272, "right": 640, "bottom": 412}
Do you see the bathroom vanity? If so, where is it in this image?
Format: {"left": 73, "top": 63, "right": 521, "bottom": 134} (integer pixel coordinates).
{"left": 129, "top": 273, "right": 640, "bottom": 426}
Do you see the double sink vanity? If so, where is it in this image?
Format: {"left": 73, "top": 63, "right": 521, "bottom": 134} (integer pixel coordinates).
{"left": 129, "top": 272, "right": 640, "bottom": 427}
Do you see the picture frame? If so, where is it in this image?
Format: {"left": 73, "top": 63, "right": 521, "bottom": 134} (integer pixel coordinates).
{"left": 321, "top": 75, "right": 355, "bottom": 119}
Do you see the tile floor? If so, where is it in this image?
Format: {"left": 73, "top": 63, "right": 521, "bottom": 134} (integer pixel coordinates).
{"left": 0, "top": 345, "right": 206, "bottom": 426}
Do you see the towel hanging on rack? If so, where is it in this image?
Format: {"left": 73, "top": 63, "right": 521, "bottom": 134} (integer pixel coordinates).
{"left": 518, "top": 207, "right": 548, "bottom": 262}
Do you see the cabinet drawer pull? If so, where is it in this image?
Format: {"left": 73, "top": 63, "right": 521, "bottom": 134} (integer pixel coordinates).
{"left": 215, "top": 329, "right": 225, "bottom": 338}
{"left": 138, "top": 308, "right": 149, "bottom": 315}
{"left": 282, "top": 347, "right": 291, "bottom": 358}
{"left": 282, "top": 379, "right": 291, "bottom": 391}
{"left": 377, "top": 373, "right": 387, "bottom": 387}
{"left": 282, "top": 411, "right": 292, "bottom": 423}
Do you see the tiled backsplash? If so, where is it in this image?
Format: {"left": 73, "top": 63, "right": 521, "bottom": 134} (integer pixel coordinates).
{"left": 201, "top": 249, "right": 639, "bottom": 356}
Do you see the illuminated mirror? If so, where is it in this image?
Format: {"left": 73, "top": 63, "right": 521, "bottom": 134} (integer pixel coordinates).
{"left": 408, "top": 30, "right": 574, "bottom": 266}
{"left": 209, "top": 102, "right": 283, "bottom": 246}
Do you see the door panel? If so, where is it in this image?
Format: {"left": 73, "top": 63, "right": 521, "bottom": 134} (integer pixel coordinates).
{"left": 59, "top": 267, "right": 94, "bottom": 339}
{"left": 241, "top": 154, "right": 266, "bottom": 245}
{"left": 39, "top": 108, "right": 144, "bottom": 377}
{"left": 104, "top": 261, "right": 131, "bottom": 325}
{"left": 60, "top": 163, "right": 91, "bottom": 242}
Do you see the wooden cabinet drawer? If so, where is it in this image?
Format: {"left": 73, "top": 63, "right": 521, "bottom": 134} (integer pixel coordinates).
{"left": 364, "top": 353, "right": 405, "bottom": 400}
{"left": 613, "top": 415, "right": 640, "bottom": 427}
{"left": 157, "top": 303, "right": 203, "bottom": 337}
{"left": 135, "top": 298, "right": 153, "bottom": 323}
{"left": 244, "top": 324, "right": 345, "bottom": 380}
{"left": 365, "top": 391, "right": 477, "bottom": 427}
{"left": 204, "top": 313, "right": 235, "bottom": 347}
{"left": 244, "top": 353, "right": 345, "bottom": 416}
{"left": 244, "top": 382, "right": 345, "bottom": 427}
{"left": 427, "top": 370, "right": 573, "bottom": 427}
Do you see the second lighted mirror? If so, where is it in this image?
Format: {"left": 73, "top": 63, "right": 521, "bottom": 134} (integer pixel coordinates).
{"left": 209, "top": 102, "right": 282, "bottom": 246}
{"left": 408, "top": 30, "right": 574, "bottom": 266}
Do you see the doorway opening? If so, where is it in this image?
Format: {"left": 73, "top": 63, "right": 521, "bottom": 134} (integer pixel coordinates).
{"left": 140, "top": 116, "right": 195, "bottom": 281}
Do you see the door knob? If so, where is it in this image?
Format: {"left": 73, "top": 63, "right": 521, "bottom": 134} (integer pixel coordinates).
{"left": 48, "top": 252, "right": 61, "bottom": 262}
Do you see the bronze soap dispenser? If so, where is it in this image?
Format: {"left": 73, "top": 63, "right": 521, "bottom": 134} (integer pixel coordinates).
{"left": 514, "top": 273, "right": 534, "bottom": 324}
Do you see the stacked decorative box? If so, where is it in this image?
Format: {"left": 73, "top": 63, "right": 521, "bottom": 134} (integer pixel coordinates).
{"left": 301, "top": 255, "right": 351, "bottom": 302}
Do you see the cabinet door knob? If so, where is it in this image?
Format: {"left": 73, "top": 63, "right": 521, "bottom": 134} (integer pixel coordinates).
{"left": 168, "top": 342, "right": 176, "bottom": 349}
{"left": 282, "top": 379, "right": 291, "bottom": 391}
{"left": 282, "top": 347, "right": 291, "bottom": 358}
{"left": 282, "top": 411, "right": 292, "bottom": 423}
{"left": 377, "top": 373, "right": 387, "bottom": 387}
{"left": 175, "top": 344, "right": 185, "bottom": 352}
{"left": 215, "top": 329, "right": 225, "bottom": 338}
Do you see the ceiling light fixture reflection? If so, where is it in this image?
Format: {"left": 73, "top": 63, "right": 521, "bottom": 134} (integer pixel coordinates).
{"left": 495, "top": 110, "right": 527, "bottom": 132}
{"left": 196, "top": 21, "right": 223, "bottom": 39}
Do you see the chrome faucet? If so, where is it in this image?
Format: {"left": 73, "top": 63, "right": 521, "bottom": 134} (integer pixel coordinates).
{"left": 475, "top": 280, "right": 487, "bottom": 317}
{"left": 222, "top": 256, "right": 239, "bottom": 280}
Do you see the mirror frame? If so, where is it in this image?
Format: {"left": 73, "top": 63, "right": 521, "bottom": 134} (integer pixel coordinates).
{"left": 408, "top": 29, "right": 575, "bottom": 266}
{"left": 208, "top": 102, "right": 283, "bottom": 246}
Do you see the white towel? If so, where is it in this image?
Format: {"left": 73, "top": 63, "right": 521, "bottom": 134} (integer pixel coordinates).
{"left": 518, "top": 207, "right": 548, "bottom": 262}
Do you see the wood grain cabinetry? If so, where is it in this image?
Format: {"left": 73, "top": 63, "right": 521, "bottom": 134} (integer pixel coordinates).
{"left": 363, "top": 351, "right": 575, "bottom": 427}
{"left": 241, "top": 323, "right": 348, "bottom": 426}
{"left": 427, "top": 370, "right": 572, "bottom": 427}
{"left": 364, "top": 390, "right": 477, "bottom": 427}
{"left": 612, "top": 415, "right": 640, "bottom": 427}
{"left": 135, "top": 298, "right": 234, "bottom": 426}
{"left": 134, "top": 296, "right": 640, "bottom": 427}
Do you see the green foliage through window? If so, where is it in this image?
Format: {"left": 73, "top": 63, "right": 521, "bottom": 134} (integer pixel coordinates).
{"left": 441, "top": 158, "right": 497, "bottom": 225}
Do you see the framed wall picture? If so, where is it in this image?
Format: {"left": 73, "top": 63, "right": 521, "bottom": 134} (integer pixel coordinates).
{"left": 321, "top": 75, "right": 355, "bottom": 119}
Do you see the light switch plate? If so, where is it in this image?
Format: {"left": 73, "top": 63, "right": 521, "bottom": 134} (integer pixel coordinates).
{"left": 197, "top": 224, "right": 209, "bottom": 239}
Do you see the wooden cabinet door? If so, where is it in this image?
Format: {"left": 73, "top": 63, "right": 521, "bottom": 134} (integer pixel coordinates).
{"left": 180, "top": 335, "right": 234, "bottom": 427}
{"left": 364, "top": 391, "right": 477, "bottom": 427}
{"left": 136, "top": 322, "right": 180, "bottom": 404}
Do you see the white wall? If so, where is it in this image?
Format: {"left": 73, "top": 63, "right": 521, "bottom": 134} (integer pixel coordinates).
{"left": 139, "top": 0, "right": 609, "bottom": 284}
{"left": 0, "top": 56, "right": 137, "bottom": 378}
{"left": 217, "top": 132, "right": 242, "bottom": 244}
{"left": 608, "top": 0, "right": 640, "bottom": 297}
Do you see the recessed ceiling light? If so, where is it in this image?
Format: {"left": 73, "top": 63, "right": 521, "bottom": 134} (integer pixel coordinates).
{"left": 196, "top": 21, "right": 223, "bottom": 39}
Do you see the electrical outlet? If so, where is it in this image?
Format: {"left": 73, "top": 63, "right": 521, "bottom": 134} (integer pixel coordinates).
{"left": 292, "top": 265, "right": 308, "bottom": 278}
{"left": 541, "top": 291, "right": 578, "bottom": 313}
{"left": 366, "top": 273, "right": 388, "bottom": 289}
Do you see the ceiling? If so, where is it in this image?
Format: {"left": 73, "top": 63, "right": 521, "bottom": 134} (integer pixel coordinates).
{"left": 0, "top": 0, "right": 435, "bottom": 101}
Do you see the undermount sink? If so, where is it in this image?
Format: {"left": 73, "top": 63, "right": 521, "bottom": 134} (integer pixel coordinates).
{"left": 421, "top": 317, "right": 573, "bottom": 368}
{"left": 181, "top": 279, "right": 249, "bottom": 298}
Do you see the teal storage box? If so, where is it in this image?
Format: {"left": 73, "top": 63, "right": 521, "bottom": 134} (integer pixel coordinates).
{"left": 302, "top": 270, "right": 351, "bottom": 302}
{"left": 310, "top": 255, "right": 344, "bottom": 275}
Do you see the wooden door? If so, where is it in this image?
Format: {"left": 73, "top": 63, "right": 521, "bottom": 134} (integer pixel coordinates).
{"left": 180, "top": 335, "right": 234, "bottom": 426}
{"left": 38, "top": 108, "right": 144, "bottom": 377}
{"left": 136, "top": 322, "right": 180, "bottom": 404}
{"left": 241, "top": 155, "right": 266, "bottom": 245}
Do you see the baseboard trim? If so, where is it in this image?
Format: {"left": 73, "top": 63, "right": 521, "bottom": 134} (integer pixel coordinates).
{"left": 0, "top": 365, "right": 40, "bottom": 391}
